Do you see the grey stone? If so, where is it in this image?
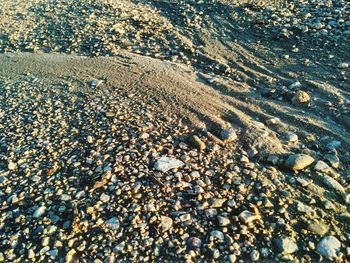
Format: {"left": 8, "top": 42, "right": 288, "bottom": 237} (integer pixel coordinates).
{"left": 285, "top": 154, "right": 314, "bottom": 171}
{"left": 308, "top": 222, "right": 329, "bottom": 236}
{"left": 275, "top": 237, "right": 298, "bottom": 254}
{"left": 316, "top": 236, "right": 341, "bottom": 260}
{"left": 160, "top": 216, "right": 173, "bottom": 232}
{"left": 154, "top": 156, "right": 184, "bottom": 172}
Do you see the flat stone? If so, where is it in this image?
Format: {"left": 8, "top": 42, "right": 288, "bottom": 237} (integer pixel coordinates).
{"left": 314, "top": 160, "right": 331, "bottom": 173}
{"left": 179, "top": 213, "right": 191, "bottom": 222}
{"left": 316, "top": 236, "right": 341, "bottom": 260}
{"left": 285, "top": 154, "right": 314, "bottom": 171}
{"left": 33, "top": 206, "right": 46, "bottom": 218}
{"left": 220, "top": 128, "right": 237, "bottom": 142}
{"left": 275, "top": 237, "right": 298, "bottom": 254}
{"left": 154, "top": 156, "right": 184, "bottom": 172}
{"left": 160, "top": 216, "right": 173, "bottom": 232}
{"left": 238, "top": 210, "right": 261, "bottom": 224}
{"left": 210, "top": 198, "right": 226, "bottom": 208}
{"left": 338, "top": 62, "right": 349, "bottom": 69}
{"left": 217, "top": 216, "right": 230, "bottom": 226}
{"left": 308, "top": 221, "right": 329, "bottom": 236}
{"left": 321, "top": 174, "right": 345, "bottom": 194}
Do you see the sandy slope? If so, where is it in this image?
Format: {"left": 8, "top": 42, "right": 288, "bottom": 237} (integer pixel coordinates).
{"left": 1, "top": 51, "right": 349, "bottom": 156}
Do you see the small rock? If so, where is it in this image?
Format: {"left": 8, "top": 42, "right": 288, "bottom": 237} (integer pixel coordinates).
{"left": 315, "top": 160, "right": 331, "bottom": 173}
{"left": 211, "top": 248, "right": 220, "bottom": 259}
{"left": 285, "top": 154, "right": 314, "bottom": 171}
{"left": 275, "top": 237, "right": 298, "bottom": 254}
{"left": 8, "top": 161, "right": 17, "bottom": 171}
{"left": 210, "top": 198, "right": 226, "bottom": 208}
{"left": 188, "top": 135, "right": 206, "bottom": 151}
{"left": 338, "top": 62, "right": 349, "bottom": 69}
{"left": 28, "top": 249, "right": 35, "bottom": 259}
{"left": 154, "top": 156, "right": 184, "bottom": 173}
{"left": 308, "top": 221, "right": 329, "bottom": 236}
{"left": 266, "top": 117, "right": 281, "bottom": 125}
{"left": 160, "top": 216, "right": 173, "bottom": 232}
{"left": 282, "top": 131, "right": 298, "bottom": 143}
{"left": 33, "top": 206, "right": 46, "bottom": 218}
{"left": 220, "top": 128, "right": 237, "bottom": 142}
{"left": 89, "top": 79, "right": 103, "bottom": 88}
{"left": 227, "top": 254, "right": 237, "bottom": 263}
{"left": 316, "top": 236, "right": 341, "bottom": 260}
{"left": 321, "top": 174, "right": 345, "bottom": 194}
{"left": 238, "top": 210, "right": 261, "bottom": 224}
{"left": 66, "top": 249, "right": 76, "bottom": 263}
{"left": 100, "top": 193, "right": 110, "bottom": 203}
{"left": 250, "top": 250, "right": 260, "bottom": 261}
{"left": 292, "top": 90, "right": 310, "bottom": 104}
{"left": 324, "top": 154, "right": 340, "bottom": 168}
{"left": 344, "top": 193, "right": 350, "bottom": 205}
{"left": 87, "top": 136, "right": 94, "bottom": 144}
{"left": 288, "top": 81, "right": 302, "bottom": 89}
{"left": 179, "top": 213, "right": 191, "bottom": 222}
{"left": 209, "top": 230, "right": 225, "bottom": 241}
{"left": 187, "top": 237, "right": 202, "bottom": 250}
{"left": 105, "top": 217, "right": 120, "bottom": 230}
{"left": 217, "top": 216, "right": 230, "bottom": 226}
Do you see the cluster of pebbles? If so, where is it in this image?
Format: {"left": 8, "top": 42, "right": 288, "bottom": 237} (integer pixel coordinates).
{"left": 0, "top": 0, "right": 186, "bottom": 58}
{"left": 0, "top": 75, "right": 349, "bottom": 262}
{"left": 241, "top": 0, "right": 350, "bottom": 40}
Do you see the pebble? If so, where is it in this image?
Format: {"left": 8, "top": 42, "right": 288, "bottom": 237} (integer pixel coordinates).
{"left": 220, "top": 128, "right": 237, "bottom": 142}
{"left": 285, "top": 154, "right": 314, "bottom": 171}
{"left": 188, "top": 135, "right": 206, "bottom": 151}
{"left": 187, "top": 237, "right": 202, "bottom": 250}
{"left": 338, "top": 62, "right": 349, "bottom": 69}
{"left": 160, "top": 216, "right": 173, "bottom": 232}
{"left": 321, "top": 174, "right": 345, "bottom": 194}
{"left": 314, "top": 160, "right": 331, "bottom": 173}
{"left": 282, "top": 131, "right": 298, "bottom": 143}
{"left": 292, "top": 90, "right": 311, "bottom": 104}
{"left": 7, "top": 161, "right": 17, "bottom": 171}
{"left": 308, "top": 221, "right": 329, "bottom": 236}
{"left": 210, "top": 198, "right": 226, "bottom": 208}
{"left": 209, "top": 230, "right": 225, "bottom": 241}
{"left": 154, "top": 156, "right": 184, "bottom": 172}
{"left": 316, "top": 236, "right": 341, "bottom": 260}
{"left": 217, "top": 216, "right": 230, "bottom": 226}
{"left": 89, "top": 79, "right": 103, "bottom": 88}
{"left": 288, "top": 81, "right": 302, "bottom": 89}
{"left": 238, "top": 210, "right": 261, "bottom": 224}
{"left": 250, "top": 250, "right": 260, "bottom": 261}
{"left": 33, "top": 206, "right": 46, "bottom": 218}
{"left": 105, "top": 217, "right": 120, "bottom": 230}
{"left": 275, "top": 237, "right": 298, "bottom": 254}
{"left": 324, "top": 154, "right": 340, "bottom": 168}
{"left": 179, "top": 213, "right": 191, "bottom": 222}
{"left": 100, "top": 193, "right": 110, "bottom": 203}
